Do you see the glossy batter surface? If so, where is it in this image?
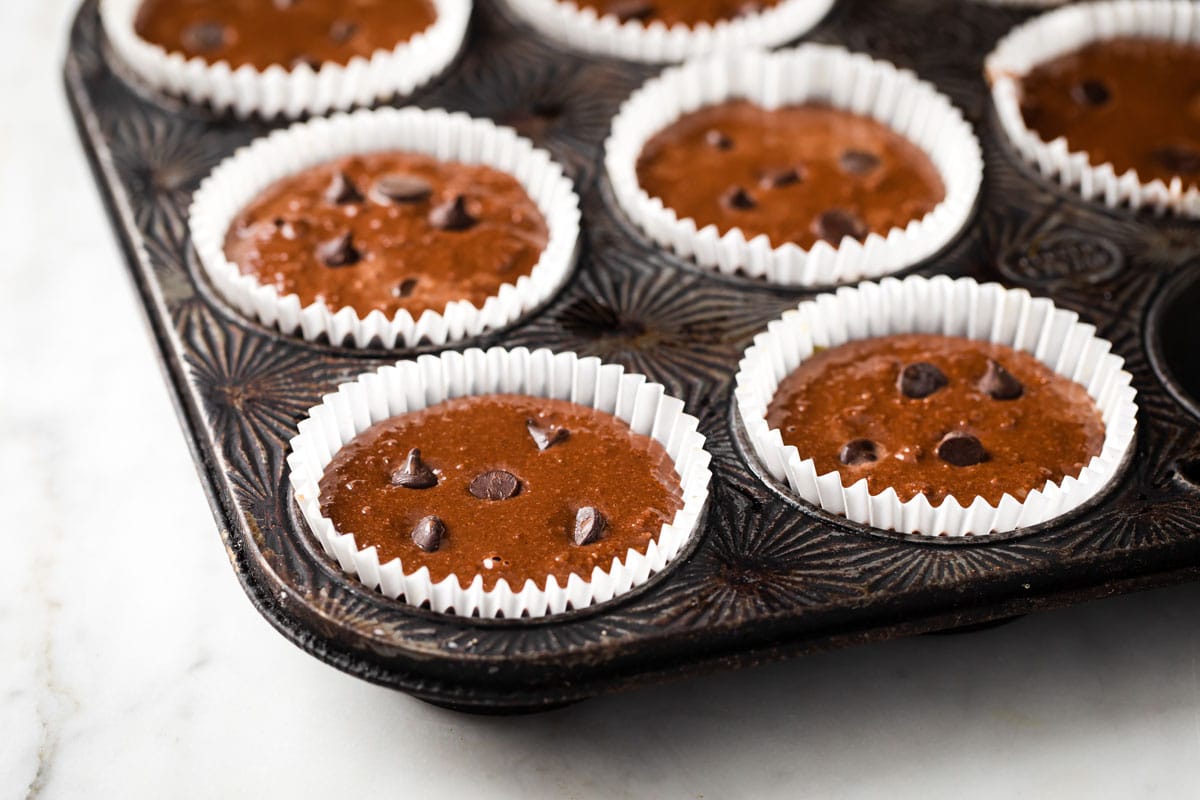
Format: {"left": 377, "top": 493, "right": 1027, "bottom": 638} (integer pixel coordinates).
{"left": 765, "top": 334, "right": 1106, "bottom": 505}
{"left": 319, "top": 395, "right": 685, "bottom": 590}
{"left": 224, "top": 151, "right": 548, "bottom": 317}
{"left": 1018, "top": 37, "right": 1200, "bottom": 188}
{"left": 635, "top": 101, "right": 945, "bottom": 250}
{"left": 570, "top": 0, "right": 782, "bottom": 26}
{"left": 135, "top": 0, "right": 437, "bottom": 70}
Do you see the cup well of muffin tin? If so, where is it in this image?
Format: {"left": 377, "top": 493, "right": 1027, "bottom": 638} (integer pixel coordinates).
{"left": 67, "top": 0, "right": 1200, "bottom": 712}
{"left": 1148, "top": 266, "right": 1200, "bottom": 422}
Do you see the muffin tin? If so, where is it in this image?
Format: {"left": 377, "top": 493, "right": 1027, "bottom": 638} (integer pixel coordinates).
{"left": 66, "top": 0, "right": 1200, "bottom": 712}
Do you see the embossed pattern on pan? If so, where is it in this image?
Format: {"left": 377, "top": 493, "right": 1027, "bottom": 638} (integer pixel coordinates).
{"left": 66, "top": 0, "right": 1200, "bottom": 712}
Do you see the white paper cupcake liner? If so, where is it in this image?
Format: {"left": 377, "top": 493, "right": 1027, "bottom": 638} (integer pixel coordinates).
{"left": 286, "top": 347, "right": 712, "bottom": 618}
{"left": 502, "top": 0, "right": 835, "bottom": 63}
{"left": 986, "top": 0, "right": 1200, "bottom": 217}
{"left": 734, "top": 274, "right": 1138, "bottom": 537}
{"left": 972, "top": 0, "right": 1069, "bottom": 7}
{"left": 604, "top": 45, "right": 984, "bottom": 286}
{"left": 189, "top": 107, "right": 581, "bottom": 349}
{"left": 100, "top": 0, "right": 470, "bottom": 118}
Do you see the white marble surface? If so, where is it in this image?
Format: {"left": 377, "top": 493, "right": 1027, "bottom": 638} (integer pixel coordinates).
{"left": 5, "top": 2, "right": 1200, "bottom": 797}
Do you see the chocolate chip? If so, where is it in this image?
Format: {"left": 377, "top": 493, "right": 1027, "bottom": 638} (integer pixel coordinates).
{"left": 374, "top": 173, "right": 433, "bottom": 203}
{"left": 898, "top": 362, "right": 948, "bottom": 399}
{"left": 393, "top": 278, "right": 418, "bottom": 298}
{"left": 979, "top": 359, "right": 1024, "bottom": 401}
{"left": 429, "top": 195, "right": 478, "bottom": 231}
{"left": 324, "top": 171, "right": 362, "bottom": 205}
{"left": 316, "top": 232, "right": 360, "bottom": 267}
{"left": 1070, "top": 78, "right": 1110, "bottom": 107}
{"left": 572, "top": 506, "right": 607, "bottom": 546}
{"left": 1152, "top": 145, "right": 1200, "bottom": 175}
{"left": 704, "top": 129, "right": 733, "bottom": 151}
{"left": 839, "top": 149, "right": 880, "bottom": 175}
{"left": 526, "top": 418, "right": 569, "bottom": 451}
{"left": 411, "top": 515, "right": 446, "bottom": 553}
{"left": 469, "top": 470, "right": 521, "bottom": 500}
{"left": 759, "top": 166, "right": 803, "bottom": 189}
{"left": 839, "top": 439, "right": 878, "bottom": 466}
{"left": 390, "top": 448, "right": 437, "bottom": 489}
{"left": 608, "top": 0, "right": 653, "bottom": 22}
{"left": 314, "top": 231, "right": 360, "bottom": 268}
{"left": 936, "top": 432, "right": 988, "bottom": 467}
{"left": 329, "top": 19, "right": 359, "bottom": 43}
{"left": 181, "top": 21, "right": 227, "bottom": 53}
{"left": 812, "top": 209, "right": 867, "bottom": 243}
{"left": 722, "top": 186, "right": 757, "bottom": 210}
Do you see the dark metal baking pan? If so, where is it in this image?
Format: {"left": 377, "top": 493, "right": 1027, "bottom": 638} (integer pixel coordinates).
{"left": 66, "top": 0, "right": 1200, "bottom": 712}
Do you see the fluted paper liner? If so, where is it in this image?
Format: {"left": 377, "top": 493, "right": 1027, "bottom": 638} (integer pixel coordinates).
{"left": 190, "top": 107, "right": 581, "bottom": 349}
{"left": 734, "top": 274, "right": 1138, "bottom": 537}
{"left": 100, "top": 0, "right": 470, "bottom": 119}
{"left": 287, "top": 348, "right": 712, "bottom": 617}
{"left": 974, "top": 0, "right": 1069, "bottom": 7}
{"left": 605, "top": 45, "right": 983, "bottom": 286}
{"left": 986, "top": 0, "right": 1200, "bottom": 217}
{"left": 503, "top": 0, "right": 834, "bottom": 63}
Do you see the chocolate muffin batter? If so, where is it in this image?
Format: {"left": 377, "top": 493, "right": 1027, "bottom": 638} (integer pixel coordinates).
{"left": 1018, "top": 37, "right": 1200, "bottom": 188}
{"left": 765, "top": 334, "right": 1105, "bottom": 506}
{"left": 319, "top": 395, "right": 685, "bottom": 591}
{"left": 570, "top": 0, "right": 781, "bottom": 27}
{"left": 134, "top": 0, "right": 437, "bottom": 71}
{"left": 635, "top": 100, "right": 945, "bottom": 250}
{"left": 224, "top": 152, "right": 549, "bottom": 318}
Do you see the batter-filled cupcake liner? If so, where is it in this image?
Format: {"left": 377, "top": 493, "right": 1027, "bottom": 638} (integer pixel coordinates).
{"left": 189, "top": 107, "right": 580, "bottom": 349}
{"left": 604, "top": 45, "right": 983, "bottom": 286}
{"left": 502, "top": 0, "right": 835, "bottom": 63}
{"left": 99, "top": 0, "right": 470, "bottom": 118}
{"left": 734, "top": 274, "right": 1138, "bottom": 537}
{"left": 287, "top": 347, "right": 712, "bottom": 618}
{"left": 986, "top": 0, "right": 1200, "bottom": 217}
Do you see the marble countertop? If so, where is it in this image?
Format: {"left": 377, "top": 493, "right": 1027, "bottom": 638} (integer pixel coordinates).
{"left": 5, "top": 1, "right": 1200, "bottom": 797}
